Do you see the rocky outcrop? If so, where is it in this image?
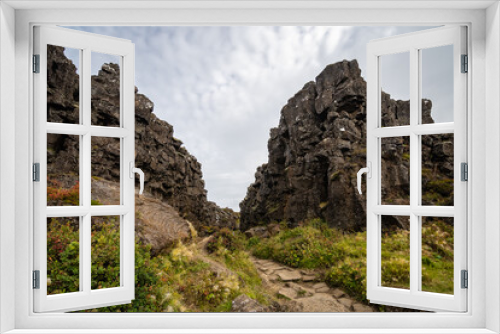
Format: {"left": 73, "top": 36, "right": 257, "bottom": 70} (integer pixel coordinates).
{"left": 240, "top": 60, "right": 453, "bottom": 231}
{"left": 231, "top": 295, "right": 265, "bottom": 312}
{"left": 92, "top": 178, "right": 196, "bottom": 255}
{"left": 46, "top": 45, "right": 237, "bottom": 232}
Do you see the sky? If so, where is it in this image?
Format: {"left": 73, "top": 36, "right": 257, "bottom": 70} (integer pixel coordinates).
{"left": 64, "top": 25, "right": 452, "bottom": 211}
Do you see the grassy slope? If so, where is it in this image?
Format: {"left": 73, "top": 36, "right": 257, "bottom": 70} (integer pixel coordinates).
{"left": 248, "top": 219, "right": 454, "bottom": 302}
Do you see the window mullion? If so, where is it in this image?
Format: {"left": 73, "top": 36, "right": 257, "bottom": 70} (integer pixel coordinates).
{"left": 82, "top": 48, "right": 92, "bottom": 294}
{"left": 409, "top": 47, "right": 420, "bottom": 294}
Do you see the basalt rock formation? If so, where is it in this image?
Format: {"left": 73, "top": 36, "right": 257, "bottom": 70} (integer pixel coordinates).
{"left": 239, "top": 59, "right": 454, "bottom": 232}
{"left": 46, "top": 45, "right": 237, "bottom": 234}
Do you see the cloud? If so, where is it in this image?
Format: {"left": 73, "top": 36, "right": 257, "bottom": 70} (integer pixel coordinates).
{"left": 65, "top": 25, "right": 443, "bottom": 210}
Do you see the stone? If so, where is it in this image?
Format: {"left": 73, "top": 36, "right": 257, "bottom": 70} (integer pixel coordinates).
{"left": 331, "top": 288, "right": 346, "bottom": 299}
{"left": 268, "top": 223, "right": 281, "bottom": 236}
{"left": 269, "top": 274, "right": 279, "bottom": 281}
{"left": 302, "top": 275, "right": 316, "bottom": 282}
{"left": 265, "top": 265, "right": 285, "bottom": 271}
{"left": 352, "top": 303, "right": 373, "bottom": 312}
{"left": 264, "top": 268, "right": 275, "bottom": 275}
{"left": 286, "top": 282, "right": 314, "bottom": 296}
{"left": 276, "top": 270, "right": 302, "bottom": 281}
{"left": 278, "top": 288, "right": 297, "bottom": 300}
{"left": 338, "top": 297, "right": 354, "bottom": 309}
{"left": 313, "top": 282, "right": 328, "bottom": 290}
{"left": 295, "top": 293, "right": 345, "bottom": 312}
{"left": 245, "top": 226, "right": 269, "bottom": 238}
{"left": 231, "top": 294, "right": 265, "bottom": 312}
{"left": 316, "top": 287, "right": 330, "bottom": 293}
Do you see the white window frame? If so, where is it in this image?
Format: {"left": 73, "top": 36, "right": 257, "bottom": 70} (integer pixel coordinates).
{"left": 365, "top": 26, "right": 467, "bottom": 312}
{"left": 33, "top": 26, "right": 136, "bottom": 313}
{"left": 0, "top": 1, "right": 499, "bottom": 333}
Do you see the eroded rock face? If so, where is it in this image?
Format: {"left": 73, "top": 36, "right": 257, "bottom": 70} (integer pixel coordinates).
{"left": 239, "top": 59, "right": 453, "bottom": 231}
{"left": 46, "top": 45, "right": 237, "bottom": 232}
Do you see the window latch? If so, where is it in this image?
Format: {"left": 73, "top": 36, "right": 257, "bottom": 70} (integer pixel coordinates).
{"left": 356, "top": 162, "right": 372, "bottom": 195}
{"left": 129, "top": 162, "right": 144, "bottom": 195}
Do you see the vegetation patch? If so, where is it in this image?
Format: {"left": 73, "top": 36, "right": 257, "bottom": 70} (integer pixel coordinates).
{"left": 248, "top": 219, "right": 454, "bottom": 303}
{"left": 47, "top": 178, "right": 79, "bottom": 206}
{"left": 48, "top": 217, "right": 270, "bottom": 312}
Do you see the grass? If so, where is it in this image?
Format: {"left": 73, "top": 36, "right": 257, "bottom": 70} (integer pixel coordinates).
{"left": 422, "top": 178, "right": 454, "bottom": 206}
{"left": 48, "top": 213, "right": 271, "bottom": 312}
{"left": 206, "top": 229, "right": 273, "bottom": 307}
{"left": 247, "top": 219, "right": 454, "bottom": 303}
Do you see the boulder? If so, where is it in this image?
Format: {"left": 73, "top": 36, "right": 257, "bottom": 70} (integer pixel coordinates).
{"left": 231, "top": 295, "right": 265, "bottom": 312}
{"left": 244, "top": 226, "right": 269, "bottom": 238}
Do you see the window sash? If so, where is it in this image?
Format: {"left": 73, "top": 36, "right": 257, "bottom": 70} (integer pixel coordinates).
{"left": 366, "top": 26, "right": 468, "bottom": 312}
{"left": 33, "top": 25, "right": 136, "bottom": 313}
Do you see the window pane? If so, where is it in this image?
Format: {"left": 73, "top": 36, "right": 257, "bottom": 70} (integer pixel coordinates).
{"left": 91, "top": 52, "right": 121, "bottom": 127}
{"left": 47, "top": 134, "right": 80, "bottom": 206}
{"left": 47, "top": 217, "right": 80, "bottom": 295}
{"left": 421, "top": 217, "right": 454, "bottom": 294}
{"left": 381, "top": 137, "right": 410, "bottom": 205}
{"left": 91, "top": 216, "right": 120, "bottom": 290}
{"left": 380, "top": 52, "right": 410, "bottom": 127}
{"left": 47, "top": 45, "right": 80, "bottom": 124}
{"left": 422, "top": 134, "right": 454, "bottom": 206}
{"left": 91, "top": 137, "right": 121, "bottom": 205}
{"left": 381, "top": 215, "right": 410, "bottom": 290}
{"left": 421, "top": 45, "right": 454, "bottom": 124}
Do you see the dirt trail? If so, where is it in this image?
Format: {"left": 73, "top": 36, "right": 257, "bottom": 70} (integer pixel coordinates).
{"left": 196, "top": 236, "right": 373, "bottom": 312}
{"left": 249, "top": 256, "right": 374, "bottom": 312}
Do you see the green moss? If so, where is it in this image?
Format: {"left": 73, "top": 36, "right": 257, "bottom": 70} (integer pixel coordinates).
{"left": 267, "top": 203, "right": 280, "bottom": 214}
{"left": 330, "top": 171, "right": 342, "bottom": 181}
{"left": 426, "top": 179, "right": 453, "bottom": 196}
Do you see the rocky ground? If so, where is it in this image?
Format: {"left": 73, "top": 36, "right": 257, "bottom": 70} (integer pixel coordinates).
{"left": 249, "top": 256, "right": 373, "bottom": 312}
{"left": 197, "top": 235, "right": 373, "bottom": 313}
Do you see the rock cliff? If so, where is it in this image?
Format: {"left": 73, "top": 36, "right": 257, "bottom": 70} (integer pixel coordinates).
{"left": 46, "top": 45, "right": 237, "bottom": 233}
{"left": 239, "top": 60, "right": 454, "bottom": 231}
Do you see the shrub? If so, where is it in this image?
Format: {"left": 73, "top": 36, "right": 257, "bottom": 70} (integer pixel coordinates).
{"left": 47, "top": 178, "right": 79, "bottom": 206}
{"left": 206, "top": 228, "right": 244, "bottom": 254}
{"left": 47, "top": 218, "right": 170, "bottom": 312}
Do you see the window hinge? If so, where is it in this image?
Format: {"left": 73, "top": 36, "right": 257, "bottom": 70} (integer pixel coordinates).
{"left": 461, "top": 54, "right": 468, "bottom": 73}
{"left": 33, "top": 54, "right": 40, "bottom": 73}
{"left": 461, "top": 270, "right": 468, "bottom": 289}
{"left": 33, "top": 163, "right": 40, "bottom": 182}
{"left": 461, "top": 162, "right": 468, "bottom": 181}
{"left": 33, "top": 270, "right": 40, "bottom": 289}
